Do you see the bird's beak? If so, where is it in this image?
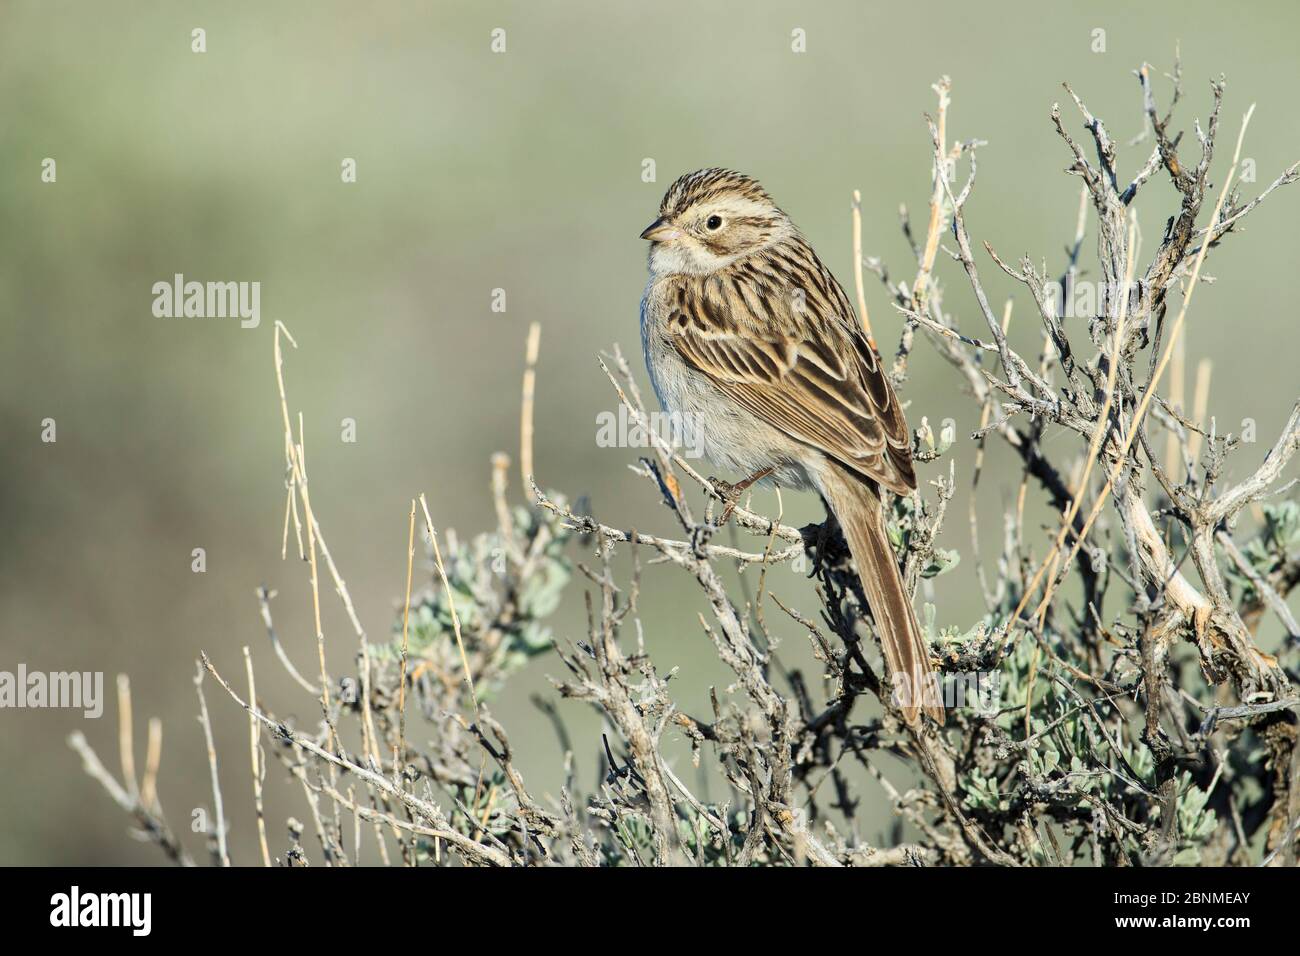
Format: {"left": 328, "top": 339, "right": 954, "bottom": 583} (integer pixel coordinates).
{"left": 640, "top": 218, "right": 679, "bottom": 242}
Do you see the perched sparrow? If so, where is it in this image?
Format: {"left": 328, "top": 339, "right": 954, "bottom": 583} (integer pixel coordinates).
{"left": 639, "top": 168, "right": 943, "bottom": 726}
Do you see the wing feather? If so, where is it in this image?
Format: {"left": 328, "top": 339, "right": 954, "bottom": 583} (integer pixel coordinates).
{"left": 664, "top": 252, "right": 915, "bottom": 493}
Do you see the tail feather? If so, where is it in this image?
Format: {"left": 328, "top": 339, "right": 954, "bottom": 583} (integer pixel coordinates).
{"left": 816, "top": 465, "right": 944, "bottom": 727}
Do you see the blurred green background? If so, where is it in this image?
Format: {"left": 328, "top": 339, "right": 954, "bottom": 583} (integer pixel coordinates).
{"left": 2, "top": 0, "right": 1297, "bottom": 864}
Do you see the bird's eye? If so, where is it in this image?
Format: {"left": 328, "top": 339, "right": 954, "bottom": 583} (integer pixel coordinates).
{"left": 706, "top": 215, "right": 723, "bottom": 230}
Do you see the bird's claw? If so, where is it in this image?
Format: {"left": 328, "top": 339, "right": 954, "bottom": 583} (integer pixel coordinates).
{"left": 708, "top": 467, "right": 774, "bottom": 527}
{"left": 806, "top": 517, "right": 835, "bottom": 579}
{"left": 707, "top": 476, "right": 740, "bottom": 526}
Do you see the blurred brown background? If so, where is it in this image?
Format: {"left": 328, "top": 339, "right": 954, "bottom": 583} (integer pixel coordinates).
{"left": 2, "top": 0, "right": 1297, "bottom": 864}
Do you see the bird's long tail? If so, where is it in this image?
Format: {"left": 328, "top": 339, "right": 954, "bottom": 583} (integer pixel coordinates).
{"left": 815, "top": 464, "right": 944, "bottom": 727}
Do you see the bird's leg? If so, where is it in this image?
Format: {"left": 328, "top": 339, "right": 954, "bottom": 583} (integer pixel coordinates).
{"left": 709, "top": 466, "right": 774, "bottom": 526}
{"left": 806, "top": 495, "right": 844, "bottom": 581}
{"left": 809, "top": 514, "right": 834, "bottom": 578}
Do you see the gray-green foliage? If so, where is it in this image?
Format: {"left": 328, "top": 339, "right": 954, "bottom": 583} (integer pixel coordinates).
{"left": 1226, "top": 500, "right": 1300, "bottom": 606}
{"left": 381, "top": 502, "right": 573, "bottom": 697}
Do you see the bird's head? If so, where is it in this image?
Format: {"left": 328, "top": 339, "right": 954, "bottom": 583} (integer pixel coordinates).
{"left": 641, "top": 168, "right": 793, "bottom": 276}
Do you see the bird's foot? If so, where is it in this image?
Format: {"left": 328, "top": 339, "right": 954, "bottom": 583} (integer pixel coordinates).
{"left": 808, "top": 517, "right": 832, "bottom": 578}
{"left": 709, "top": 467, "right": 774, "bottom": 526}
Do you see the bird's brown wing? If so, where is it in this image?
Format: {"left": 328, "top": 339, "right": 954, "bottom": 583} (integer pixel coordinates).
{"left": 663, "top": 265, "right": 915, "bottom": 494}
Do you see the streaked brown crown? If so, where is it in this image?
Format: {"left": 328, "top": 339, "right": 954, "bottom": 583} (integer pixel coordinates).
{"left": 659, "top": 168, "right": 774, "bottom": 219}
